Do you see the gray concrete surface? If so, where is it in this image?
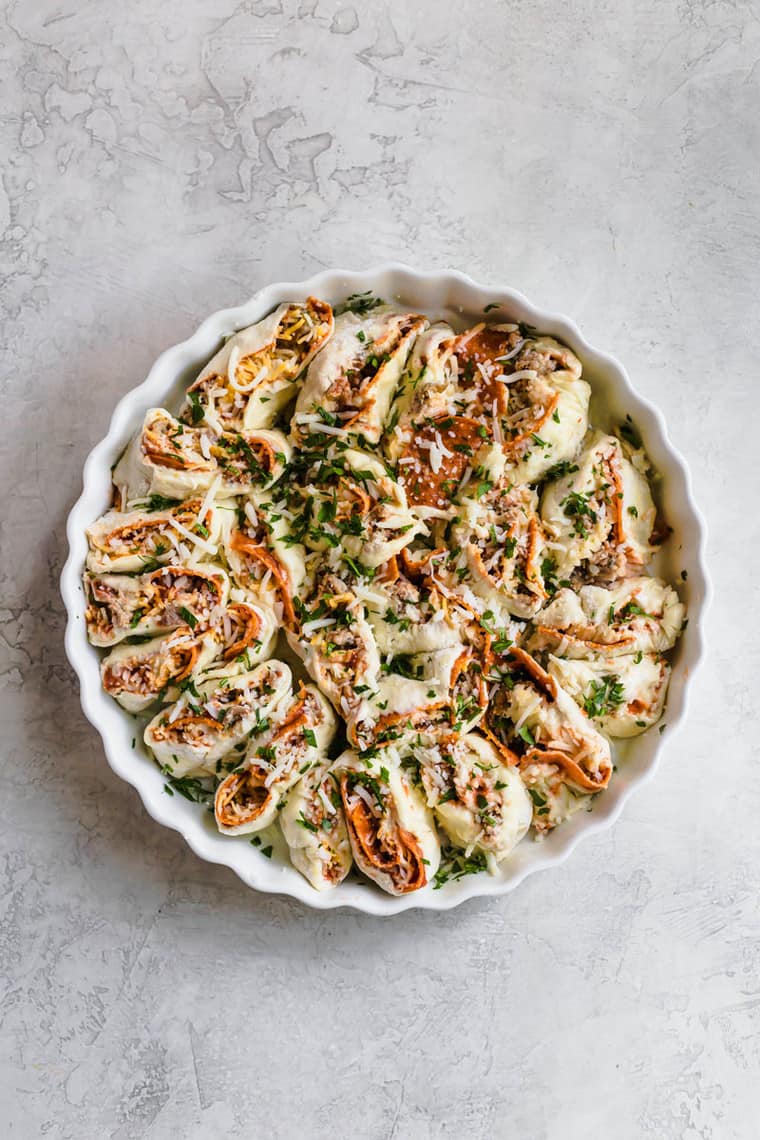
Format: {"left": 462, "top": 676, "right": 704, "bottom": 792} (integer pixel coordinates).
{"left": 1, "top": 1, "right": 758, "bottom": 1136}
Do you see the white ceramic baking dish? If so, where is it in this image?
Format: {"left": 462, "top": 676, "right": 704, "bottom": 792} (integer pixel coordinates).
{"left": 61, "top": 264, "right": 709, "bottom": 914}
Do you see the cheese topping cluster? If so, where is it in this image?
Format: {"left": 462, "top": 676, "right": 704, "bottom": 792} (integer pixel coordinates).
{"left": 83, "top": 293, "right": 685, "bottom": 895}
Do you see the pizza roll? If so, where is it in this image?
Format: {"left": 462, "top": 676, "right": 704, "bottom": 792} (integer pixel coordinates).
{"left": 352, "top": 644, "right": 488, "bottom": 751}
{"left": 486, "top": 647, "right": 612, "bottom": 809}
{"left": 492, "top": 334, "right": 590, "bottom": 485}
{"left": 387, "top": 322, "right": 520, "bottom": 510}
{"left": 382, "top": 545, "right": 526, "bottom": 650}
{"left": 223, "top": 490, "right": 305, "bottom": 626}
{"left": 145, "top": 659, "right": 292, "bottom": 778}
{"left": 547, "top": 652, "right": 670, "bottom": 737}
{"left": 112, "top": 408, "right": 291, "bottom": 502}
{"left": 280, "top": 761, "right": 353, "bottom": 890}
{"left": 385, "top": 327, "right": 500, "bottom": 508}
{"left": 449, "top": 484, "right": 548, "bottom": 620}
{"left": 336, "top": 750, "right": 440, "bottom": 895}
{"left": 197, "top": 601, "right": 278, "bottom": 681}
{"left": 529, "top": 577, "right": 685, "bottom": 658}
{"left": 540, "top": 431, "right": 657, "bottom": 580}
{"left": 363, "top": 569, "right": 478, "bottom": 655}
{"left": 293, "top": 308, "right": 428, "bottom": 444}
{"left": 182, "top": 298, "right": 333, "bottom": 432}
{"left": 395, "top": 325, "right": 589, "bottom": 492}
{"left": 385, "top": 323, "right": 460, "bottom": 457}
{"left": 417, "top": 732, "right": 532, "bottom": 862}
{"left": 297, "top": 447, "right": 424, "bottom": 567}
{"left": 100, "top": 625, "right": 220, "bottom": 713}
{"left": 517, "top": 757, "right": 594, "bottom": 836}
{"left": 84, "top": 565, "right": 229, "bottom": 647}
{"left": 214, "top": 684, "right": 336, "bottom": 834}
{"left": 86, "top": 498, "right": 222, "bottom": 574}
{"left": 287, "top": 582, "right": 381, "bottom": 733}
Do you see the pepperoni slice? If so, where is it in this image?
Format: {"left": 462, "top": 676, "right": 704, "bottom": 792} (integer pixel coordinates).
{"left": 455, "top": 325, "right": 517, "bottom": 414}
{"left": 398, "top": 415, "right": 485, "bottom": 510}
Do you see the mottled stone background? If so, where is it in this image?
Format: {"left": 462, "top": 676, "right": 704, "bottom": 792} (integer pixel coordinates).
{"left": 1, "top": 1, "right": 757, "bottom": 1136}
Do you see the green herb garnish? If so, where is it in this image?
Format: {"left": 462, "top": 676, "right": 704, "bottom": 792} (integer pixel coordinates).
{"left": 178, "top": 606, "right": 198, "bottom": 629}
{"left": 188, "top": 390, "right": 204, "bottom": 425}
{"left": 583, "top": 674, "right": 625, "bottom": 719}
{"left": 336, "top": 291, "right": 384, "bottom": 317}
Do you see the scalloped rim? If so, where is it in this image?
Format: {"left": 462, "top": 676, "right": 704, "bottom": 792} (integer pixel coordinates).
{"left": 61, "top": 264, "right": 710, "bottom": 915}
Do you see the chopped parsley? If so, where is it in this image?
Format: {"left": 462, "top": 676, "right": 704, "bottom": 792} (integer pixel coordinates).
{"left": 315, "top": 405, "right": 338, "bottom": 426}
{"left": 346, "top": 770, "right": 385, "bottom": 808}
{"left": 433, "top": 849, "right": 488, "bottom": 889}
{"left": 162, "top": 773, "right": 211, "bottom": 803}
{"left": 546, "top": 459, "right": 579, "bottom": 482}
{"left": 383, "top": 608, "right": 411, "bottom": 632}
{"left": 178, "top": 606, "right": 198, "bottom": 629}
{"left": 619, "top": 600, "right": 654, "bottom": 620}
{"left": 560, "top": 490, "right": 598, "bottom": 538}
{"left": 583, "top": 674, "right": 625, "bottom": 719}
{"left": 341, "top": 553, "right": 376, "bottom": 580}
{"left": 619, "top": 415, "right": 641, "bottom": 448}
{"left": 335, "top": 291, "right": 384, "bottom": 317}
{"left": 145, "top": 494, "right": 182, "bottom": 512}
{"left": 382, "top": 655, "right": 424, "bottom": 680}
{"left": 187, "top": 390, "right": 204, "bottom": 425}
{"left": 528, "top": 787, "right": 547, "bottom": 809}
{"left": 540, "top": 555, "right": 558, "bottom": 595}
{"left": 491, "top": 633, "right": 513, "bottom": 654}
